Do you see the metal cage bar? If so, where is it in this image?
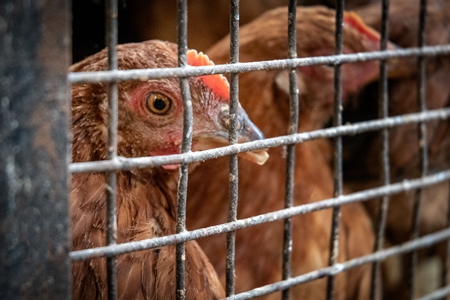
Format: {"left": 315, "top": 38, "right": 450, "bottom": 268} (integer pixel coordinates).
{"left": 370, "top": 1, "right": 391, "bottom": 299}
{"left": 67, "top": 45, "right": 450, "bottom": 84}
{"left": 70, "top": 169, "right": 450, "bottom": 261}
{"left": 104, "top": 0, "right": 119, "bottom": 298}
{"left": 176, "top": 1, "right": 192, "bottom": 299}
{"left": 327, "top": 0, "right": 345, "bottom": 298}
{"left": 281, "top": 1, "right": 299, "bottom": 299}
{"left": 68, "top": 108, "right": 450, "bottom": 175}
{"left": 226, "top": 0, "right": 240, "bottom": 296}
{"left": 225, "top": 226, "right": 450, "bottom": 300}
{"left": 409, "top": 0, "right": 429, "bottom": 298}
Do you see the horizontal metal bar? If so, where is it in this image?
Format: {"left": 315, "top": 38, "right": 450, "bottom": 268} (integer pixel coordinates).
{"left": 225, "top": 227, "right": 450, "bottom": 300}
{"left": 70, "top": 169, "right": 450, "bottom": 261}
{"left": 69, "top": 108, "right": 450, "bottom": 174}
{"left": 415, "top": 286, "right": 450, "bottom": 300}
{"left": 67, "top": 45, "right": 450, "bottom": 83}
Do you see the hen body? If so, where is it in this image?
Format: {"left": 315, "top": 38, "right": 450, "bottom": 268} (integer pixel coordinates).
{"left": 186, "top": 6, "right": 385, "bottom": 299}
{"left": 70, "top": 40, "right": 266, "bottom": 299}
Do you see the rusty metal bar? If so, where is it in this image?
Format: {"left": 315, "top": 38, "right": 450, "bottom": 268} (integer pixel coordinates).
{"left": 104, "top": 0, "right": 119, "bottom": 298}
{"left": 225, "top": 227, "right": 450, "bottom": 300}
{"left": 70, "top": 170, "right": 450, "bottom": 261}
{"left": 409, "top": 0, "right": 428, "bottom": 298}
{"left": 67, "top": 45, "right": 450, "bottom": 84}
{"left": 0, "top": 0, "right": 71, "bottom": 299}
{"left": 282, "top": 1, "right": 299, "bottom": 299}
{"left": 370, "top": 1, "right": 391, "bottom": 299}
{"left": 68, "top": 108, "right": 450, "bottom": 174}
{"left": 176, "top": 0, "right": 191, "bottom": 299}
{"left": 226, "top": 0, "right": 240, "bottom": 296}
{"left": 327, "top": 1, "right": 344, "bottom": 298}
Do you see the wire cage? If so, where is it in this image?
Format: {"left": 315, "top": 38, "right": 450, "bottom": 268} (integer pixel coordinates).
{"left": 2, "top": 0, "right": 450, "bottom": 299}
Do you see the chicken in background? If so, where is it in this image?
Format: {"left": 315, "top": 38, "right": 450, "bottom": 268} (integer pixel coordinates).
{"left": 341, "top": 0, "right": 450, "bottom": 297}
{"left": 186, "top": 6, "right": 390, "bottom": 299}
{"left": 70, "top": 40, "right": 268, "bottom": 299}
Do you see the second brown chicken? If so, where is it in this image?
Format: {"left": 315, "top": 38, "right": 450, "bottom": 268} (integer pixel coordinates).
{"left": 186, "top": 6, "right": 388, "bottom": 299}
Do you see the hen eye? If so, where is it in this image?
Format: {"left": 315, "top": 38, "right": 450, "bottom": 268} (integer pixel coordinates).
{"left": 146, "top": 93, "right": 172, "bottom": 115}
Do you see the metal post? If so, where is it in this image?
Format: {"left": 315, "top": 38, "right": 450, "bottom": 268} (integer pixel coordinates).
{"left": 371, "top": 1, "right": 391, "bottom": 299}
{"left": 282, "top": 1, "right": 299, "bottom": 299}
{"left": 226, "top": 0, "right": 240, "bottom": 296}
{"left": 0, "top": 0, "right": 71, "bottom": 299}
{"left": 327, "top": 1, "right": 344, "bottom": 299}
{"left": 104, "top": 0, "right": 119, "bottom": 299}
{"left": 409, "top": 0, "right": 428, "bottom": 298}
{"left": 176, "top": 1, "right": 191, "bottom": 299}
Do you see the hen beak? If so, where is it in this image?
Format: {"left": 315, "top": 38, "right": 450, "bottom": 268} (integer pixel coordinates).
{"left": 193, "top": 105, "right": 269, "bottom": 165}
{"left": 220, "top": 107, "right": 269, "bottom": 165}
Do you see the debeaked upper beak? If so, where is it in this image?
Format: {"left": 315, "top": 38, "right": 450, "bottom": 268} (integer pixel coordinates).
{"left": 219, "top": 105, "right": 269, "bottom": 165}
{"left": 193, "top": 104, "right": 269, "bottom": 165}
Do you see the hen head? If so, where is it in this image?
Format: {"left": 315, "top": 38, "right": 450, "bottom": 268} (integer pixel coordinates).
{"left": 71, "top": 40, "right": 268, "bottom": 168}
{"left": 284, "top": 7, "right": 394, "bottom": 125}
{"left": 208, "top": 6, "right": 397, "bottom": 130}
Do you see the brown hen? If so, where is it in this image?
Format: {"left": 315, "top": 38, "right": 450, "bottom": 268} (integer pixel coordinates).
{"left": 70, "top": 40, "right": 268, "bottom": 299}
{"left": 186, "top": 6, "right": 388, "bottom": 300}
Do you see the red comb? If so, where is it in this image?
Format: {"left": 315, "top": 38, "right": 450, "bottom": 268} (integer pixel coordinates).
{"left": 343, "top": 11, "right": 381, "bottom": 43}
{"left": 187, "top": 50, "right": 230, "bottom": 101}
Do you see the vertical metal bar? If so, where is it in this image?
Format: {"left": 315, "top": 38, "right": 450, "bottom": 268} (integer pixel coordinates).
{"left": 226, "top": 0, "right": 240, "bottom": 296}
{"left": 445, "top": 182, "right": 450, "bottom": 288}
{"left": 327, "top": 1, "right": 344, "bottom": 299}
{"left": 282, "top": 1, "right": 299, "bottom": 299}
{"left": 176, "top": 1, "right": 191, "bottom": 299}
{"left": 409, "top": 0, "right": 428, "bottom": 298}
{"left": 370, "top": 1, "right": 390, "bottom": 299}
{"left": 0, "top": 1, "right": 71, "bottom": 298}
{"left": 105, "top": 0, "right": 119, "bottom": 299}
